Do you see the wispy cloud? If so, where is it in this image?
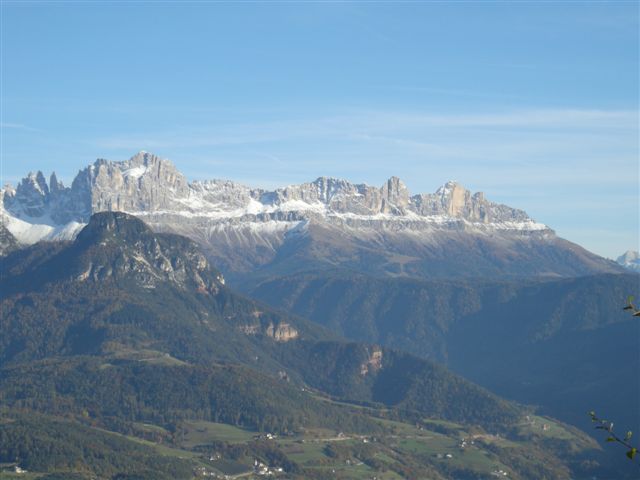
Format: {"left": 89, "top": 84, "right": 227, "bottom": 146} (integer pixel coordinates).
{"left": 89, "top": 108, "right": 638, "bottom": 192}
{"left": 345, "top": 109, "right": 638, "bottom": 130}
{"left": 0, "top": 122, "right": 40, "bottom": 132}
{"left": 94, "top": 108, "right": 637, "bottom": 152}
{"left": 372, "top": 85, "right": 526, "bottom": 100}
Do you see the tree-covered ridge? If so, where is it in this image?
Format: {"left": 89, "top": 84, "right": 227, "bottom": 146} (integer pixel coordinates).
{"left": 0, "top": 212, "right": 628, "bottom": 479}
{"left": 276, "top": 341, "right": 522, "bottom": 430}
{"left": 248, "top": 270, "right": 640, "bottom": 437}
{"left": 0, "top": 214, "right": 330, "bottom": 371}
{"left": 0, "top": 212, "right": 526, "bottom": 433}
{"left": 0, "top": 413, "right": 195, "bottom": 480}
{"left": 248, "top": 270, "right": 638, "bottom": 358}
{"left": 0, "top": 358, "right": 385, "bottom": 435}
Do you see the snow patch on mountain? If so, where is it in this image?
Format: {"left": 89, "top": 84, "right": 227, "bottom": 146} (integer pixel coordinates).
{"left": 122, "top": 165, "right": 148, "bottom": 179}
{"left": 1, "top": 211, "right": 85, "bottom": 245}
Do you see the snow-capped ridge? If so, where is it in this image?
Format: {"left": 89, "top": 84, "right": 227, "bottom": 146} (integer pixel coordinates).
{"left": 1, "top": 151, "right": 548, "bottom": 250}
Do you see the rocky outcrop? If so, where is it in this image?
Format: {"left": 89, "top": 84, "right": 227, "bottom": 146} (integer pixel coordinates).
{"left": 265, "top": 322, "right": 299, "bottom": 342}
{"left": 360, "top": 347, "right": 383, "bottom": 376}
{"left": 410, "top": 181, "right": 529, "bottom": 223}
{"left": 238, "top": 321, "right": 299, "bottom": 342}
{"left": 89, "top": 152, "right": 190, "bottom": 213}
{"left": 73, "top": 212, "right": 224, "bottom": 293}
{"left": 4, "top": 171, "right": 50, "bottom": 218}
{"left": 0, "top": 221, "right": 19, "bottom": 256}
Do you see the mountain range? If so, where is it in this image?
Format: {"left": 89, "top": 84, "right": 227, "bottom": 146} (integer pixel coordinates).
{"left": 1, "top": 151, "right": 625, "bottom": 280}
{"left": 1, "top": 152, "right": 638, "bottom": 478}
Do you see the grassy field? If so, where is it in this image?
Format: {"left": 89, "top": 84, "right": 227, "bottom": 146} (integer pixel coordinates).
{"left": 103, "top": 343, "right": 190, "bottom": 366}
{"left": 517, "top": 415, "right": 583, "bottom": 441}
{"left": 280, "top": 440, "right": 328, "bottom": 464}
{"left": 179, "top": 420, "right": 257, "bottom": 448}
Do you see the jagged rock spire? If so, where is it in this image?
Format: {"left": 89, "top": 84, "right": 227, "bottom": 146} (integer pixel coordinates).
{"left": 49, "top": 172, "right": 64, "bottom": 193}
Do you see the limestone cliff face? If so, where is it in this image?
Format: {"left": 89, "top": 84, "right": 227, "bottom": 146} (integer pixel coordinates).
{"left": 10, "top": 152, "right": 624, "bottom": 279}
{"left": 2, "top": 152, "right": 535, "bottom": 228}
{"left": 269, "top": 175, "right": 410, "bottom": 216}
{"left": 3, "top": 153, "right": 192, "bottom": 227}
{"left": 238, "top": 320, "right": 299, "bottom": 342}
{"left": 410, "top": 181, "right": 529, "bottom": 223}
{"left": 446, "top": 182, "right": 467, "bottom": 217}
{"left": 381, "top": 176, "right": 409, "bottom": 213}
{"left": 88, "top": 152, "right": 190, "bottom": 213}
{"left": 266, "top": 322, "right": 299, "bottom": 342}
{"left": 360, "top": 346, "right": 383, "bottom": 376}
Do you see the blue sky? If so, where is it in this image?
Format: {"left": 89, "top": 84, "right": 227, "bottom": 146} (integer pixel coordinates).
{"left": 1, "top": 1, "right": 638, "bottom": 258}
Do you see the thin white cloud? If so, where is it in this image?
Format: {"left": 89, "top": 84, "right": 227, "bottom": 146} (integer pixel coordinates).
{"left": 93, "top": 108, "right": 638, "bottom": 151}
{"left": 345, "top": 109, "right": 638, "bottom": 130}
{"left": 0, "top": 122, "right": 40, "bottom": 131}
{"left": 373, "top": 85, "right": 526, "bottom": 100}
{"left": 1, "top": 123, "right": 25, "bottom": 128}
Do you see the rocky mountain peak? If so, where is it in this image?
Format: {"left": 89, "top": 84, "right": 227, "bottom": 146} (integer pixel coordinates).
{"left": 129, "top": 150, "right": 157, "bottom": 165}
{"left": 75, "top": 211, "right": 153, "bottom": 245}
{"left": 617, "top": 250, "right": 639, "bottom": 262}
{"left": 406, "top": 180, "right": 530, "bottom": 224}
{"left": 49, "top": 172, "right": 64, "bottom": 193}
{"left": 616, "top": 250, "right": 640, "bottom": 272}
{"left": 435, "top": 180, "right": 467, "bottom": 201}
{"left": 381, "top": 176, "right": 409, "bottom": 213}
{"left": 437, "top": 181, "right": 469, "bottom": 217}
{"left": 31, "top": 171, "right": 50, "bottom": 195}
{"left": 73, "top": 211, "right": 224, "bottom": 292}
{"left": 310, "top": 176, "right": 357, "bottom": 203}
{"left": 85, "top": 152, "right": 190, "bottom": 213}
{"left": 436, "top": 180, "right": 461, "bottom": 191}
{"left": 5, "top": 170, "right": 51, "bottom": 217}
